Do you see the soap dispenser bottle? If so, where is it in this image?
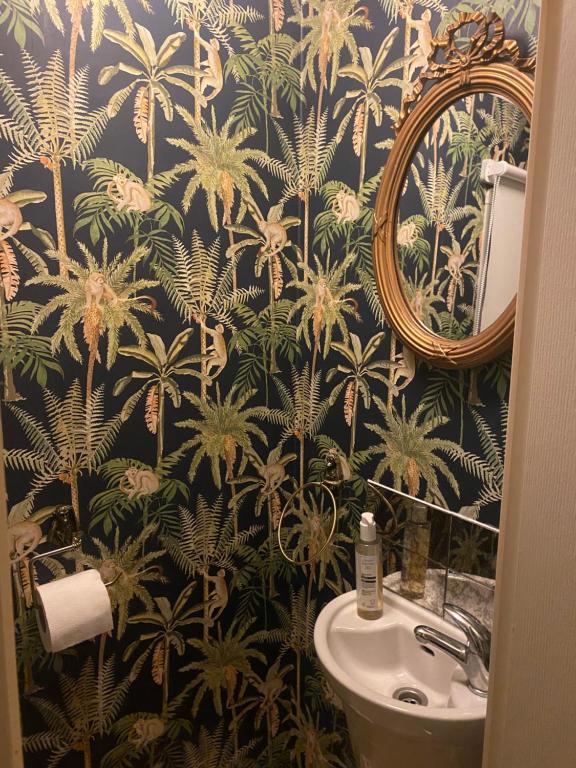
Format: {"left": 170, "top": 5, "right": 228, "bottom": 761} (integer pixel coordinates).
{"left": 355, "top": 512, "right": 383, "bottom": 619}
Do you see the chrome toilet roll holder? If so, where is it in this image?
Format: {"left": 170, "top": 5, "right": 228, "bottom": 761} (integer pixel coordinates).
{"left": 27, "top": 505, "right": 119, "bottom": 611}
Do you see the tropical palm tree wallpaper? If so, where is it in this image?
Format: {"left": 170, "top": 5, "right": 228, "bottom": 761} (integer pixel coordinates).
{"left": 0, "top": 1, "right": 539, "bottom": 765}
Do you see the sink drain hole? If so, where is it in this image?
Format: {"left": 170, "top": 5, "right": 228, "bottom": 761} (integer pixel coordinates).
{"left": 392, "top": 687, "right": 428, "bottom": 706}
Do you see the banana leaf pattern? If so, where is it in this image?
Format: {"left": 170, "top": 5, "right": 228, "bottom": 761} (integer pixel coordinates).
{"left": 0, "top": 1, "right": 538, "bottom": 766}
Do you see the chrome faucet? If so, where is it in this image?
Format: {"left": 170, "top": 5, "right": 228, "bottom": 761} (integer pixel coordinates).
{"left": 413, "top": 603, "right": 491, "bottom": 697}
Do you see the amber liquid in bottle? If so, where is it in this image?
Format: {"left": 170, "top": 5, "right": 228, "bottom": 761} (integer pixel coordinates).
{"left": 400, "top": 502, "right": 430, "bottom": 600}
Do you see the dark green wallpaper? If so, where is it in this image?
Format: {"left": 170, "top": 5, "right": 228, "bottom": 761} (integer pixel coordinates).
{"left": 0, "top": 0, "right": 539, "bottom": 766}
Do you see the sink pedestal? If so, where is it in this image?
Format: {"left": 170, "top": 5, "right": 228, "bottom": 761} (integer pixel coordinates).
{"left": 344, "top": 700, "right": 483, "bottom": 768}
{"left": 314, "top": 589, "right": 487, "bottom": 768}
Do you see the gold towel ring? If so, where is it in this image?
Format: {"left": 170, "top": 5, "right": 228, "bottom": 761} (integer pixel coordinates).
{"left": 277, "top": 481, "right": 338, "bottom": 566}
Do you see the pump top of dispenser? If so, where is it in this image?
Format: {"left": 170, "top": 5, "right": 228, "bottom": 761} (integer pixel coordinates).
{"left": 360, "top": 512, "right": 376, "bottom": 542}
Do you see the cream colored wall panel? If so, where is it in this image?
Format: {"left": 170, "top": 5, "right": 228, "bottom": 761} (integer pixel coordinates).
{"left": 484, "top": 2, "right": 576, "bottom": 766}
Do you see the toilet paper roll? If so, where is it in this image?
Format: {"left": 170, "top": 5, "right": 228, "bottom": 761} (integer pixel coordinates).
{"left": 35, "top": 568, "right": 113, "bottom": 653}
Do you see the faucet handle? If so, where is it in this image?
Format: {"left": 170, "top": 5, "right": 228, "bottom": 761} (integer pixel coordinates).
{"left": 443, "top": 603, "right": 491, "bottom": 669}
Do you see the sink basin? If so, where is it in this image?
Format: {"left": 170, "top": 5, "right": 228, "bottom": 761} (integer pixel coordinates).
{"left": 314, "top": 589, "right": 487, "bottom": 768}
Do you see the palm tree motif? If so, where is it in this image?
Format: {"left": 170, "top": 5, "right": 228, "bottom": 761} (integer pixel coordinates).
{"left": 176, "top": 385, "right": 268, "bottom": 492}
{"left": 184, "top": 618, "right": 267, "bottom": 752}
{"left": 100, "top": 684, "right": 196, "bottom": 768}
{"left": 74, "top": 523, "right": 166, "bottom": 733}
{"left": 451, "top": 402, "right": 508, "bottom": 512}
{"left": 5, "top": 380, "right": 124, "bottom": 526}
{"left": 229, "top": 301, "right": 300, "bottom": 398}
{"left": 0, "top": 0, "right": 45, "bottom": 48}
{"left": 162, "top": 495, "right": 260, "bottom": 641}
{"left": 168, "top": 107, "right": 272, "bottom": 230}
{"left": 123, "top": 582, "right": 202, "bottom": 718}
{"left": 0, "top": 187, "right": 50, "bottom": 399}
{"left": 285, "top": 706, "right": 347, "bottom": 768}
{"left": 226, "top": 25, "right": 303, "bottom": 144}
{"left": 231, "top": 447, "right": 297, "bottom": 521}
{"left": 0, "top": 300, "right": 63, "bottom": 402}
{"left": 168, "top": 107, "right": 275, "bottom": 289}
{"left": 335, "top": 28, "right": 406, "bottom": 187}
{"left": 379, "top": 1, "right": 446, "bottom": 90}
{"left": 272, "top": 109, "right": 337, "bottom": 269}
{"left": 437, "top": 237, "right": 475, "bottom": 318}
{"left": 88, "top": 457, "right": 189, "bottom": 540}
{"left": 227, "top": 200, "right": 300, "bottom": 374}
{"left": 76, "top": 524, "right": 166, "bottom": 637}
{"left": 290, "top": 0, "right": 371, "bottom": 128}
{"left": 267, "top": 364, "right": 331, "bottom": 489}
{"left": 283, "top": 489, "right": 352, "bottom": 602}
{"left": 230, "top": 446, "right": 297, "bottom": 597}
{"left": 478, "top": 97, "right": 529, "bottom": 162}
{"left": 23, "top": 655, "right": 139, "bottom": 768}
{"left": 326, "top": 331, "right": 393, "bottom": 455}
{"left": 236, "top": 656, "right": 293, "bottom": 761}
{"left": 287, "top": 251, "right": 360, "bottom": 385}
{"left": 273, "top": 587, "right": 316, "bottom": 714}
{"left": 99, "top": 24, "right": 194, "bottom": 180}
{"left": 165, "top": 0, "right": 256, "bottom": 122}
{"left": 74, "top": 159, "right": 183, "bottom": 259}
{"left": 37, "top": 0, "right": 151, "bottom": 95}
{"left": 0, "top": 51, "right": 109, "bottom": 273}
{"left": 29, "top": 241, "right": 158, "bottom": 404}
{"left": 226, "top": 201, "right": 301, "bottom": 303}
{"left": 412, "top": 158, "right": 469, "bottom": 286}
{"left": 114, "top": 329, "right": 204, "bottom": 466}
{"left": 157, "top": 231, "right": 260, "bottom": 400}
{"left": 182, "top": 722, "right": 254, "bottom": 768}
{"left": 366, "top": 396, "right": 461, "bottom": 505}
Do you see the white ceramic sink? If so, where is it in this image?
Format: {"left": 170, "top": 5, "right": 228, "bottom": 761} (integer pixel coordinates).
{"left": 314, "top": 589, "right": 487, "bottom": 768}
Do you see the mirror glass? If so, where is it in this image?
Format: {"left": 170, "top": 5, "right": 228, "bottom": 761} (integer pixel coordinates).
{"left": 396, "top": 93, "right": 530, "bottom": 340}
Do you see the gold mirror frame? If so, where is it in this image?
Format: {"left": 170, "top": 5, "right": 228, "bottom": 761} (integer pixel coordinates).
{"left": 373, "top": 12, "right": 536, "bottom": 369}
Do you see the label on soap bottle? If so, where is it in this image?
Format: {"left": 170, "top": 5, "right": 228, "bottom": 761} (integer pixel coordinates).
{"left": 356, "top": 552, "right": 378, "bottom": 610}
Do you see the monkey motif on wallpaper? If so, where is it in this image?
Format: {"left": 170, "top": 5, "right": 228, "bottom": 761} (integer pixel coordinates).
{"left": 390, "top": 347, "right": 416, "bottom": 396}
{"left": 0, "top": 197, "right": 23, "bottom": 241}
{"left": 205, "top": 567, "right": 228, "bottom": 626}
{"left": 258, "top": 460, "right": 287, "bottom": 495}
{"left": 447, "top": 248, "right": 467, "bottom": 281}
{"left": 326, "top": 449, "right": 352, "bottom": 483}
{"left": 251, "top": 657, "right": 292, "bottom": 708}
{"left": 119, "top": 467, "right": 161, "bottom": 500}
{"left": 106, "top": 174, "right": 153, "bottom": 213}
{"left": 313, "top": 276, "right": 332, "bottom": 339}
{"left": 129, "top": 718, "right": 165, "bottom": 749}
{"left": 84, "top": 272, "right": 119, "bottom": 310}
{"left": 98, "top": 559, "right": 123, "bottom": 586}
{"left": 7, "top": 521, "right": 43, "bottom": 562}
{"left": 401, "top": 7, "right": 433, "bottom": 82}
{"left": 332, "top": 190, "right": 360, "bottom": 224}
{"left": 193, "top": 314, "right": 228, "bottom": 382}
{"left": 257, "top": 204, "right": 290, "bottom": 258}
{"left": 191, "top": 37, "right": 223, "bottom": 107}
{"left": 319, "top": 3, "right": 369, "bottom": 86}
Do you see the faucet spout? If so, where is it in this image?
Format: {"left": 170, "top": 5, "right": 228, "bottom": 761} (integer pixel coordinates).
{"left": 414, "top": 604, "right": 490, "bottom": 697}
{"left": 414, "top": 625, "right": 468, "bottom": 664}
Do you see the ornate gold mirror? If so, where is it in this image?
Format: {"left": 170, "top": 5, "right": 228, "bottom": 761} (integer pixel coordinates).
{"left": 373, "top": 13, "right": 535, "bottom": 368}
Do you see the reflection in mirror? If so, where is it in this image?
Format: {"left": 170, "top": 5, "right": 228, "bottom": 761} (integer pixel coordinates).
{"left": 396, "top": 93, "right": 530, "bottom": 341}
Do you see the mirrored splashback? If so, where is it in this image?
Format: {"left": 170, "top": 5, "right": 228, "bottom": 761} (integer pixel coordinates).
{"left": 368, "top": 480, "right": 498, "bottom": 628}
